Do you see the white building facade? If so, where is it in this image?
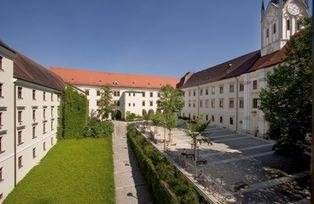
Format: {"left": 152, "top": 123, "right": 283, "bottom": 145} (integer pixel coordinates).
{"left": 0, "top": 41, "right": 64, "bottom": 202}
{"left": 50, "top": 68, "right": 179, "bottom": 120}
{"left": 178, "top": 0, "right": 309, "bottom": 137}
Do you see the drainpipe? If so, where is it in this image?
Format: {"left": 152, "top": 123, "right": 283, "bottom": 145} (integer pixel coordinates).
{"left": 235, "top": 78, "right": 239, "bottom": 132}
{"left": 13, "top": 83, "right": 17, "bottom": 186}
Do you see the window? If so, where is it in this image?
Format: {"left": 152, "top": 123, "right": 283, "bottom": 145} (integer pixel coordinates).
{"left": 193, "top": 101, "right": 196, "bottom": 108}
{"left": 18, "top": 111, "right": 22, "bottom": 123}
{"left": 188, "top": 91, "right": 191, "bottom": 97}
{"left": 18, "top": 156, "right": 23, "bottom": 169}
{"left": 150, "top": 101, "right": 153, "bottom": 106}
{"left": 211, "top": 115, "right": 215, "bottom": 122}
{"left": 113, "top": 91, "right": 120, "bottom": 97}
{"left": 188, "top": 101, "right": 191, "bottom": 107}
{"left": 266, "top": 28, "right": 269, "bottom": 38}
{"left": 51, "top": 93, "right": 53, "bottom": 101}
{"left": 97, "top": 90, "right": 101, "bottom": 96}
{"left": 239, "top": 98, "right": 244, "bottom": 109}
{"left": 51, "top": 108, "right": 54, "bottom": 118}
{"left": 43, "top": 92, "right": 46, "bottom": 101}
{"left": 287, "top": 19, "right": 290, "bottom": 31}
{"left": 117, "top": 91, "right": 120, "bottom": 97}
{"left": 158, "top": 92, "right": 160, "bottom": 97}
{"left": 200, "top": 89, "right": 203, "bottom": 96}
{"left": 150, "top": 92, "right": 153, "bottom": 97}
{"left": 230, "top": 117, "right": 234, "bottom": 125}
{"left": 32, "top": 90, "right": 36, "bottom": 100}
{"left": 133, "top": 103, "right": 135, "bottom": 107}
{"left": 205, "top": 99, "right": 209, "bottom": 108}
{"left": 0, "top": 167, "right": 2, "bottom": 181}
{"left": 229, "top": 84, "right": 234, "bottom": 93}
{"left": 0, "top": 56, "right": 2, "bottom": 70}
{"left": 220, "top": 116, "right": 223, "bottom": 123}
{"left": 253, "top": 98, "right": 258, "bottom": 108}
{"left": 219, "top": 99, "right": 224, "bottom": 108}
{"left": 33, "top": 148, "right": 36, "bottom": 158}
{"left": 51, "top": 120, "right": 54, "bottom": 130}
{"left": 51, "top": 137, "right": 53, "bottom": 145}
{"left": 32, "top": 126, "right": 36, "bottom": 138}
{"left": 85, "top": 89, "right": 89, "bottom": 96}
{"left": 97, "top": 100, "right": 101, "bottom": 106}
{"left": 219, "top": 86, "right": 224, "bottom": 94}
{"left": 0, "top": 83, "right": 2, "bottom": 97}
{"left": 43, "top": 123, "right": 46, "bottom": 134}
{"left": 239, "top": 83, "right": 244, "bottom": 92}
{"left": 142, "top": 92, "right": 145, "bottom": 97}
{"left": 116, "top": 101, "right": 120, "bottom": 106}
{"left": 273, "top": 23, "right": 276, "bottom": 34}
{"left": 32, "top": 110, "right": 36, "bottom": 121}
{"left": 0, "top": 112, "right": 2, "bottom": 126}
{"left": 128, "top": 103, "right": 131, "bottom": 107}
{"left": 199, "top": 100, "right": 203, "bottom": 108}
{"left": 211, "top": 87, "right": 215, "bottom": 95}
{"left": 15, "top": 131, "right": 23, "bottom": 147}
{"left": 142, "top": 101, "right": 145, "bottom": 106}
{"left": 205, "top": 115, "right": 209, "bottom": 121}
{"left": 229, "top": 99, "right": 234, "bottom": 108}
{"left": 253, "top": 80, "right": 257, "bottom": 90}
{"left": 43, "top": 109, "right": 46, "bottom": 119}
{"left": 211, "top": 99, "right": 215, "bottom": 108}
{"left": 205, "top": 89, "right": 209, "bottom": 95}
{"left": 133, "top": 93, "right": 135, "bottom": 97}
{"left": 0, "top": 137, "right": 3, "bottom": 153}
{"left": 43, "top": 142, "right": 46, "bottom": 151}
{"left": 193, "top": 91, "right": 196, "bottom": 96}
{"left": 17, "top": 87, "right": 22, "bottom": 99}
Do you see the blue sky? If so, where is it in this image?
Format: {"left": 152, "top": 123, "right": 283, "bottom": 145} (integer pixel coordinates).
{"left": 0, "top": 0, "right": 311, "bottom": 77}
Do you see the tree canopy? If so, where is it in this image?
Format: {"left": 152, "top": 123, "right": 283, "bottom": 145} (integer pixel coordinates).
{"left": 259, "top": 17, "right": 312, "bottom": 146}
{"left": 97, "top": 86, "right": 115, "bottom": 121}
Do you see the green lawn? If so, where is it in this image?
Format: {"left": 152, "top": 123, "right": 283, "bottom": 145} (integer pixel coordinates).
{"left": 4, "top": 137, "right": 115, "bottom": 204}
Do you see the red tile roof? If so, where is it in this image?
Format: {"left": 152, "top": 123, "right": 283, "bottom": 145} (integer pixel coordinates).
{"left": 50, "top": 67, "right": 179, "bottom": 89}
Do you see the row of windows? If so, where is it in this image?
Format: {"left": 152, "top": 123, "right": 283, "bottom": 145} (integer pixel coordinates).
{"left": 86, "top": 89, "right": 160, "bottom": 98}
{"left": 266, "top": 19, "right": 301, "bottom": 39}
{"left": 17, "top": 108, "right": 55, "bottom": 124}
{"left": 16, "top": 121, "right": 54, "bottom": 146}
{"left": 16, "top": 87, "right": 58, "bottom": 102}
{"left": 188, "top": 114, "right": 237, "bottom": 126}
{"left": 128, "top": 101, "right": 154, "bottom": 107}
{"left": 186, "top": 98, "right": 259, "bottom": 109}
{"left": 184, "top": 81, "right": 257, "bottom": 97}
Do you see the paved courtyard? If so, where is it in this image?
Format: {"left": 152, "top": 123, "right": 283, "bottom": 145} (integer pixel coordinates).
{"left": 113, "top": 121, "right": 153, "bottom": 204}
{"left": 142, "top": 124, "right": 310, "bottom": 203}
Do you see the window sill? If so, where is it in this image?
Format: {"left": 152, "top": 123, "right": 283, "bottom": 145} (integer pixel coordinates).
{"left": 18, "top": 142, "right": 24, "bottom": 146}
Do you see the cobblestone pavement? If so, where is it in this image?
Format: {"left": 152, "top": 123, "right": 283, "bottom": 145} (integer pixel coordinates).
{"left": 142, "top": 124, "right": 310, "bottom": 203}
{"left": 113, "top": 121, "right": 153, "bottom": 204}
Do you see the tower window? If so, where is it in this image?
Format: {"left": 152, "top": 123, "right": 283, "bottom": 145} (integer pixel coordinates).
{"left": 266, "top": 28, "right": 269, "bottom": 38}
{"left": 273, "top": 23, "right": 276, "bottom": 34}
{"left": 287, "top": 19, "right": 290, "bottom": 31}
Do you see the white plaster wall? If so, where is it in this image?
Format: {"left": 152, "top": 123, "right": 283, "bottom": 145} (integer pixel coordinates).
{"left": 14, "top": 80, "right": 60, "bottom": 184}
{"left": 74, "top": 85, "right": 160, "bottom": 119}
{"left": 0, "top": 55, "right": 15, "bottom": 202}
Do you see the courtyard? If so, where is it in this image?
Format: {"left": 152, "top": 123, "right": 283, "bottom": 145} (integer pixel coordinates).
{"left": 141, "top": 123, "right": 311, "bottom": 203}
{"left": 4, "top": 138, "right": 115, "bottom": 204}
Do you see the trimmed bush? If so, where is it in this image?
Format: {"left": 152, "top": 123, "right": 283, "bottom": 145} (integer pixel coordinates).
{"left": 57, "top": 86, "right": 88, "bottom": 139}
{"left": 83, "top": 117, "right": 114, "bottom": 138}
{"left": 127, "top": 124, "right": 207, "bottom": 204}
{"left": 125, "top": 111, "right": 142, "bottom": 122}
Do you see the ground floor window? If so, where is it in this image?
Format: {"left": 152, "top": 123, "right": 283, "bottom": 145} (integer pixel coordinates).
{"left": 230, "top": 117, "right": 234, "bottom": 125}
{"left": 18, "top": 156, "right": 23, "bottom": 169}
{"left": 212, "top": 115, "right": 215, "bottom": 122}
{"left": 220, "top": 116, "right": 223, "bottom": 123}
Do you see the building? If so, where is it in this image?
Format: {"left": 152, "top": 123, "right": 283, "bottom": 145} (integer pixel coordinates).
{"left": 177, "top": 0, "right": 309, "bottom": 137}
{"left": 0, "top": 41, "right": 65, "bottom": 202}
{"left": 50, "top": 67, "right": 179, "bottom": 119}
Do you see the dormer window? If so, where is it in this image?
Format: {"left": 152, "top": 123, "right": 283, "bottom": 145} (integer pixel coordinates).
{"left": 113, "top": 80, "right": 119, "bottom": 86}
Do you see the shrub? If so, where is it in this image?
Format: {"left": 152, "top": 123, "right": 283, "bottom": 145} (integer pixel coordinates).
{"left": 125, "top": 111, "right": 142, "bottom": 122}
{"left": 127, "top": 124, "right": 207, "bottom": 204}
{"left": 84, "top": 116, "right": 114, "bottom": 138}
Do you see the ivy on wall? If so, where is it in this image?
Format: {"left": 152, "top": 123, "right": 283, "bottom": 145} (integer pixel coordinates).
{"left": 57, "top": 86, "right": 88, "bottom": 139}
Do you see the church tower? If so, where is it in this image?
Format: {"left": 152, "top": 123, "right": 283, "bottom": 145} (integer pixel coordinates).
{"left": 261, "top": 0, "right": 309, "bottom": 56}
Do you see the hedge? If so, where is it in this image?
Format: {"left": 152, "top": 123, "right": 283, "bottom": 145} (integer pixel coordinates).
{"left": 57, "top": 86, "right": 88, "bottom": 139}
{"left": 127, "top": 124, "right": 208, "bottom": 204}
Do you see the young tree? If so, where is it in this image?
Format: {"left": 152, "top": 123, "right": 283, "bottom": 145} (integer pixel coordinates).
{"left": 97, "top": 86, "right": 115, "bottom": 121}
{"left": 259, "top": 17, "right": 311, "bottom": 149}
{"left": 157, "top": 85, "right": 184, "bottom": 150}
{"left": 185, "top": 116, "right": 212, "bottom": 161}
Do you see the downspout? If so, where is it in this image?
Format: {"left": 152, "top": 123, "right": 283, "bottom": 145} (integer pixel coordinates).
{"left": 13, "top": 83, "right": 17, "bottom": 186}
{"left": 235, "top": 78, "right": 239, "bottom": 132}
